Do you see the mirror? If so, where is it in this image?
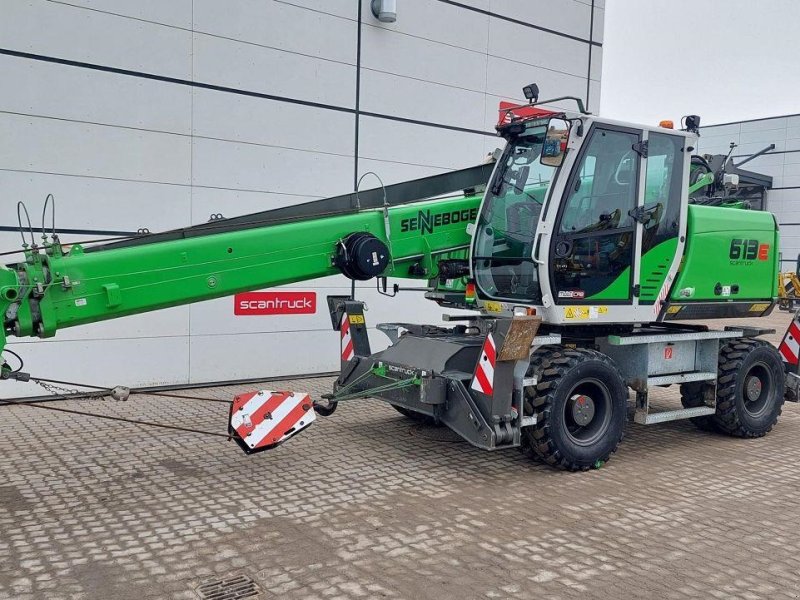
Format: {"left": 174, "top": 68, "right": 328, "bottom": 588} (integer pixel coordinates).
{"left": 540, "top": 118, "right": 571, "bottom": 167}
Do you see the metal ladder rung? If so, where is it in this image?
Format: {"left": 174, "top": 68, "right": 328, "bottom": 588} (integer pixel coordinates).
{"left": 634, "top": 406, "right": 715, "bottom": 425}
{"left": 647, "top": 371, "right": 717, "bottom": 386}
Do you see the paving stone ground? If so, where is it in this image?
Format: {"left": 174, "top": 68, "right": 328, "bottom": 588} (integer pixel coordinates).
{"left": 1, "top": 311, "right": 800, "bottom": 600}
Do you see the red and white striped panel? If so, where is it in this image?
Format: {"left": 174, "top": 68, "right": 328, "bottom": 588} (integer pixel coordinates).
{"left": 470, "top": 333, "right": 497, "bottom": 396}
{"left": 779, "top": 316, "right": 800, "bottom": 366}
{"left": 341, "top": 312, "right": 354, "bottom": 362}
{"left": 229, "top": 390, "right": 315, "bottom": 453}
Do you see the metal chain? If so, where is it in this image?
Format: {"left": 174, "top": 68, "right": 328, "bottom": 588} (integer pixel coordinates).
{"left": 32, "top": 378, "right": 85, "bottom": 397}
{"left": 5, "top": 375, "right": 233, "bottom": 440}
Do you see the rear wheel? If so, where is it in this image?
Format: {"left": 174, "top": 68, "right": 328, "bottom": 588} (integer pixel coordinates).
{"left": 712, "top": 339, "right": 785, "bottom": 437}
{"left": 522, "top": 348, "right": 627, "bottom": 471}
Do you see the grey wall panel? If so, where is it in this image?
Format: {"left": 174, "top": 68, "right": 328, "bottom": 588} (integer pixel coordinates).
{"left": 192, "top": 33, "right": 356, "bottom": 108}
{"left": 785, "top": 151, "right": 800, "bottom": 165}
{"left": 358, "top": 117, "right": 487, "bottom": 171}
{"left": 356, "top": 159, "right": 449, "bottom": 187}
{"left": 191, "top": 137, "right": 353, "bottom": 197}
{"left": 362, "top": 0, "right": 489, "bottom": 52}
{"left": 358, "top": 70, "right": 487, "bottom": 132}
{"left": 0, "top": 171, "right": 190, "bottom": 232}
{"left": 189, "top": 330, "right": 338, "bottom": 382}
{"left": 0, "top": 55, "right": 192, "bottom": 134}
{"left": 191, "top": 90, "right": 355, "bottom": 156}
{"left": 488, "top": 17, "right": 589, "bottom": 79}
{"left": 740, "top": 117, "right": 789, "bottom": 132}
{"left": 53, "top": 0, "right": 193, "bottom": 29}
{"left": 190, "top": 188, "right": 320, "bottom": 225}
{"left": 2, "top": 0, "right": 192, "bottom": 79}
{"left": 272, "top": 0, "right": 357, "bottom": 20}
{"left": 29, "top": 307, "right": 190, "bottom": 343}
{"left": 193, "top": 0, "right": 357, "bottom": 64}
{"left": 740, "top": 128, "right": 789, "bottom": 145}
{"left": 592, "top": 5, "right": 605, "bottom": 43}
{"left": 588, "top": 79, "right": 601, "bottom": 113}
{"left": 4, "top": 336, "right": 190, "bottom": 396}
{"left": 360, "top": 24, "right": 488, "bottom": 92}
{"left": 490, "top": 0, "right": 594, "bottom": 40}
{"left": 0, "top": 113, "right": 192, "bottom": 186}
{"left": 485, "top": 56, "right": 588, "bottom": 111}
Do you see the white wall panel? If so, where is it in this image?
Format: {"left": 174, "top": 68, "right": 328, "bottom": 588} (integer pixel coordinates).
{"left": 192, "top": 33, "right": 356, "bottom": 108}
{"left": 194, "top": 0, "right": 357, "bottom": 64}
{"left": 1, "top": 0, "right": 192, "bottom": 79}
{"left": 0, "top": 55, "right": 192, "bottom": 134}
{"left": 274, "top": 0, "right": 357, "bottom": 20}
{"left": 191, "top": 89, "right": 354, "bottom": 156}
{"left": 362, "top": 0, "right": 489, "bottom": 53}
{"left": 360, "top": 25, "right": 487, "bottom": 92}
{"left": 358, "top": 117, "right": 487, "bottom": 170}
{"left": 0, "top": 171, "right": 190, "bottom": 232}
{"left": 0, "top": 113, "right": 191, "bottom": 185}
{"left": 5, "top": 336, "right": 190, "bottom": 397}
{"left": 31, "top": 307, "right": 190, "bottom": 343}
{"left": 488, "top": 17, "right": 589, "bottom": 79}
{"left": 191, "top": 137, "right": 353, "bottom": 197}
{"left": 356, "top": 159, "right": 448, "bottom": 187}
{"left": 490, "top": 0, "right": 594, "bottom": 40}
{"left": 485, "top": 56, "right": 588, "bottom": 112}
{"left": 359, "top": 70, "right": 487, "bottom": 132}
{"left": 190, "top": 188, "right": 319, "bottom": 225}
{"left": 189, "top": 330, "right": 337, "bottom": 382}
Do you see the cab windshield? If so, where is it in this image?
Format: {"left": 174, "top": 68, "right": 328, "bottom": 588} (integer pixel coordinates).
{"left": 473, "top": 123, "right": 556, "bottom": 302}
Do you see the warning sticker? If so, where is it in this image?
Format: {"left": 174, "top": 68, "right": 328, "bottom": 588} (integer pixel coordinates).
{"left": 564, "top": 306, "right": 607, "bottom": 320}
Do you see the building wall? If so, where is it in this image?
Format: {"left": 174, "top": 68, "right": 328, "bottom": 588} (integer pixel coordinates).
{"left": 1, "top": 0, "right": 603, "bottom": 396}
{"left": 697, "top": 115, "right": 800, "bottom": 272}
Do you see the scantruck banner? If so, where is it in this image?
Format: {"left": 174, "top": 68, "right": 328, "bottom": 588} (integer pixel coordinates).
{"left": 234, "top": 291, "right": 317, "bottom": 315}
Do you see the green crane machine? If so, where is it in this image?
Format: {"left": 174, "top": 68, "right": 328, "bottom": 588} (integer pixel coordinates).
{"left": 1, "top": 86, "right": 797, "bottom": 470}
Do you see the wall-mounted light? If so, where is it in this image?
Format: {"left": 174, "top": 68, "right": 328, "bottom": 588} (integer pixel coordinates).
{"left": 371, "top": 0, "right": 396, "bottom": 23}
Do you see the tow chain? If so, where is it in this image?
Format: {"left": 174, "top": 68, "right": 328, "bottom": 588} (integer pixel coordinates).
{"left": 2, "top": 375, "right": 236, "bottom": 440}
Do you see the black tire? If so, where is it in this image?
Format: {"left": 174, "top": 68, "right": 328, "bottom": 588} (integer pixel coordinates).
{"left": 392, "top": 404, "right": 438, "bottom": 425}
{"left": 712, "top": 339, "right": 785, "bottom": 437}
{"left": 679, "top": 382, "right": 718, "bottom": 432}
{"left": 522, "top": 348, "right": 628, "bottom": 471}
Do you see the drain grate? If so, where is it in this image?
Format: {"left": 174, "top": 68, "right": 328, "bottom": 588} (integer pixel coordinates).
{"left": 196, "top": 574, "right": 260, "bottom": 600}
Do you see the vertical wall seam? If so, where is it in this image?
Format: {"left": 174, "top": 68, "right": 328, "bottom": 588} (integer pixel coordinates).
{"left": 354, "top": 0, "right": 362, "bottom": 189}
{"left": 586, "top": 0, "right": 594, "bottom": 110}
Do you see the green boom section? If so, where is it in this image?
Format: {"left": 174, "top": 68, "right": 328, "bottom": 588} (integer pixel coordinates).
{"left": 1, "top": 193, "right": 482, "bottom": 346}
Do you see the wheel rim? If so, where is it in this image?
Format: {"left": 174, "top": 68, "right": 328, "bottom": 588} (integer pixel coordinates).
{"left": 742, "top": 361, "right": 774, "bottom": 418}
{"left": 563, "top": 378, "right": 613, "bottom": 446}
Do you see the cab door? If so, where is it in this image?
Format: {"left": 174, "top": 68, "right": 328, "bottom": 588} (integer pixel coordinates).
{"left": 550, "top": 125, "right": 643, "bottom": 304}
{"left": 636, "top": 132, "right": 686, "bottom": 310}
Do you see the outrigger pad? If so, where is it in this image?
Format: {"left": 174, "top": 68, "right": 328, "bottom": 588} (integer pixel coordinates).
{"left": 228, "top": 390, "right": 316, "bottom": 455}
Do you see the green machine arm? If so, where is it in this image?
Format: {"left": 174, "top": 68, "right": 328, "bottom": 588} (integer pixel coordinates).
{"left": 0, "top": 165, "right": 493, "bottom": 375}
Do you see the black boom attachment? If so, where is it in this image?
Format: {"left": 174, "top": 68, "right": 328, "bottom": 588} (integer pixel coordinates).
{"left": 334, "top": 232, "right": 390, "bottom": 280}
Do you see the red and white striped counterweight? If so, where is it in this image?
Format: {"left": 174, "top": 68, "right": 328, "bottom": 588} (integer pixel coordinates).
{"left": 228, "top": 390, "right": 315, "bottom": 454}
{"left": 779, "top": 314, "right": 800, "bottom": 366}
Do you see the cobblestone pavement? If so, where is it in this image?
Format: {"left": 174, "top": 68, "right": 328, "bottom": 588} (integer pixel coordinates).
{"left": 1, "top": 311, "right": 800, "bottom": 600}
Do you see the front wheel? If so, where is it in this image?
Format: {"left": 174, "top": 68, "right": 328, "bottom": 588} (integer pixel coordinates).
{"left": 523, "top": 348, "right": 628, "bottom": 471}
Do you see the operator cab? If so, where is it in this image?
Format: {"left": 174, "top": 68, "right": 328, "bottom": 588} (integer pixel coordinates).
{"left": 471, "top": 92, "right": 694, "bottom": 325}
